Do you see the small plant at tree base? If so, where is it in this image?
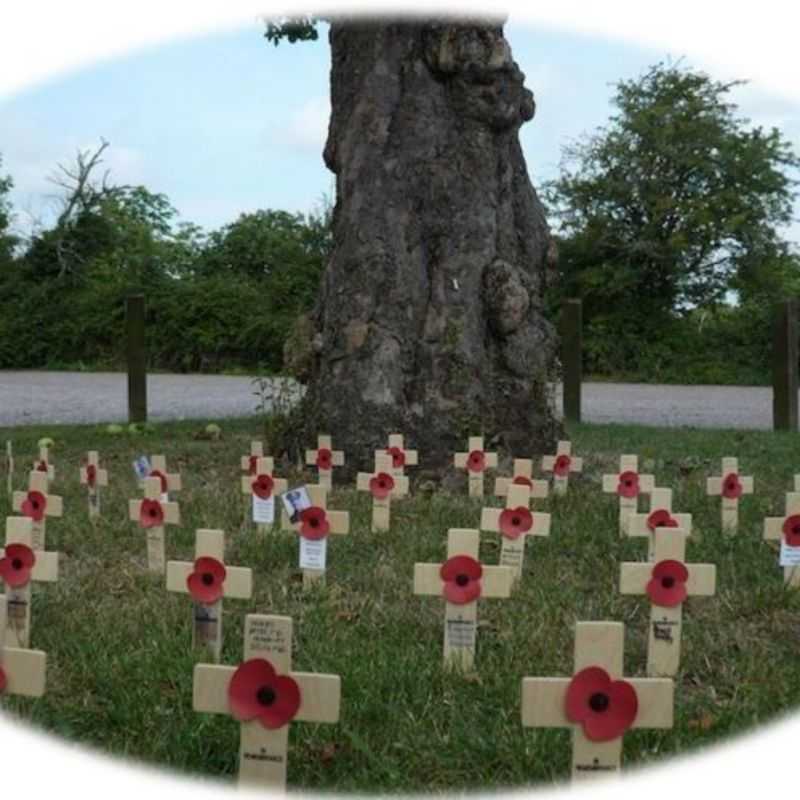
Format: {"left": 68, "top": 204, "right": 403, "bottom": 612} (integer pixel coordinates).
{"left": 252, "top": 373, "right": 304, "bottom": 461}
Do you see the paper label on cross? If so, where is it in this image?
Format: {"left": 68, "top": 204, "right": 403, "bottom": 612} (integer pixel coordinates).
{"left": 242, "top": 459, "right": 288, "bottom": 530}
{"left": 252, "top": 496, "right": 275, "bottom": 524}
{"left": 300, "top": 537, "right": 327, "bottom": 571}
{"left": 762, "top": 491, "right": 800, "bottom": 586}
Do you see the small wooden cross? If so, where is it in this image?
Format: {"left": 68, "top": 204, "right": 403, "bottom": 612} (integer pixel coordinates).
{"left": 80, "top": 450, "right": 109, "bottom": 519}
{"left": 706, "top": 457, "right": 754, "bottom": 533}
{"left": 0, "top": 594, "right": 46, "bottom": 699}
{"left": 5, "top": 441, "right": 13, "bottom": 497}
{"left": 454, "top": 436, "right": 498, "bottom": 498}
{"left": 146, "top": 454, "right": 182, "bottom": 500}
{"left": 12, "top": 471, "right": 63, "bottom": 551}
{"left": 356, "top": 452, "right": 410, "bottom": 532}
{"left": 0, "top": 517, "right": 59, "bottom": 649}
{"left": 413, "top": 528, "right": 513, "bottom": 670}
{"left": 627, "top": 488, "right": 692, "bottom": 561}
{"left": 620, "top": 528, "right": 716, "bottom": 676}
{"left": 541, "top": 441, "right": 583, "bottom": 496}
{"left": 494, "top": 459, "right": 549, "bottom": 502}
{"left": 128, "top": 476, "right": 181, "bottom": 573}
{"left": 240, "top": 440, "right": 264, "bottom": 475}
{"left": 480, "top": 483, "right": 551, "bottom": 581}
{"left": 166, "top": 529, "right": 253, "bottom": 662}
{"left": 240, "top": 457, "right": 288, "bottom": 533}
{"left": 602, "top": 455, "right": 655, "bottom": 535}
{"left": 193, "top": 613, "right": 340, "bottom": 789}
{"left": 521, "top": 621, "right": 673, "bottom": 780}
{"left": 34, "top": 443, "right": 55, "bottom": 482}
{"left": 377, "top": 433, "right": 418, "bottom": 479}
{"left": 305, "top": 435, "right": 345, "bottom": 490}
{"left": 763, "top": 492, "right": 800, "bottom": 587}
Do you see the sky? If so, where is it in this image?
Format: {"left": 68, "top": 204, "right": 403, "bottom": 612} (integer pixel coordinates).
{"left": 1, "top": 18, "right": 798, "bottom": 246}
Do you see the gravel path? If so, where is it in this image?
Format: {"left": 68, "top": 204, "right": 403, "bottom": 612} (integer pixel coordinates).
{"left": 0, "top": 370, "right": 786, "bottom": 429}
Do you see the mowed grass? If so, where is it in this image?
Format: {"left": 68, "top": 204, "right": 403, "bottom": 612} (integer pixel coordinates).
{"left": 0, "top": 417, "right": 799, "bottom": 793}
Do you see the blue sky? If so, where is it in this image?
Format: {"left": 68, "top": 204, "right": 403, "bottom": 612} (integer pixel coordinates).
{"left": 1, "top": 18, "right": 798, "bottom": 245}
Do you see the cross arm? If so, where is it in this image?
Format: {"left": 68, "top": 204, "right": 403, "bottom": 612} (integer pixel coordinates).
{"left": 620, "top": 563, "right": 716, "bottom": 596}
{"left": 481, "top": 566, "right": 514, "bottom": 598}
{"left": 32, "top": 551, "right": 59, "bottom": 582}
{"left": 293, "top": 672, "right": 341, "bottom": 723}
{"left": 167, "top": 563, "right": 252, "bottom": 599}
{"left": 328, "top": 511, "right": 350, "bottom": 535}
{"left": 627, "top": 679, "right": 674, "bottom": 728}
{"left": 193, "top": 664, "right": 235, "bottom": 714}
{"left": 521, "top": 677, "right": 570, "bottom": 728}
{"left": 129, "top": 499, "right": 180, "bottom": 525}
{"left": 763, "top": 517, "right": 785, "bottom": 541}
{"left": 413, "top": 564, "right": 442, "bottom": 596}
{"left": 2, "top": 647, "right": 46, "bottom": 697}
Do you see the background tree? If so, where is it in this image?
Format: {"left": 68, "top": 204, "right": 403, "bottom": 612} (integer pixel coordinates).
{"left": 0, "top": 154, "right": 17, "bottom": 269}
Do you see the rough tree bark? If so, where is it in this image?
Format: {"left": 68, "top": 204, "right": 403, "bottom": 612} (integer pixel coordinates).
{"left": 300, "top": 17, "right": 560, "bottom": 472}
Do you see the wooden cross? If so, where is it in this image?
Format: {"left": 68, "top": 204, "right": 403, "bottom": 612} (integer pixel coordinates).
{"left": 0, "top": 594, "right": 46, "bottom": 699}
{"left": 480, "top": 483, "right": 551, "bottom": 581}
{"left": 602, "top": 455, "right": 655, "bottom": 535}
{"left": 147, "top": 454, "right": 182, "bottom": 499}
{"left": 493, "top": 458, "right": 549, "bottom": 502}
{"left": 763, "top": 492, "right": 800, "bottom": 587}
{"left": 413, "top": 528, "right": 513, "bottom": 670}
{"left": 377, "top": 433, "right": 418, "bottom": 479}
{"left": 454, "top": 436, "right": 498, "bottom": 497}
{"left": 34, "top": 443, "right": 55, "bottom": 482}
{"left": 706, "top": 457, "right": 754, "bottom": 533}
{"left": 12, "top": 471, "right": 63, "bottom": 551}
{"left": 5, "top": 441, "right": 13, "bottom": 497}
{"left": 80, "top": 450, "right": 109, "bottom": 519}
{"left": 240, "top": 440, "right": 264, "bottom": 475}
{"left": 166, "top": 529, "right": 253, "bottom": 662}
{"left": 193, "top": 614, "right": 340, "bottom": 790}
{"left": 541, "top": 441, "right": 583, "bottom": 495}
{"left": 240, "top": 457, "right": 288, "bottom": 533}
{"left": 521, "top": 621, "right": 673, "bottom": 780}
{"left": 305, "top": 435, "right": 345, "bottom": 490}
{"left": 627, "top": 488, "right": 692, "bottom": 561}
{"left": 620, "top": 528, "right": 716, "bottom": 676}
{"left": 356, "top": 452, "right": 409, "bottom": 532}
{"left": 0, "top": 517, "right": 59, "bottom": 649}
{"left": 128, "top": 476, "right": 181, "bottom": 573}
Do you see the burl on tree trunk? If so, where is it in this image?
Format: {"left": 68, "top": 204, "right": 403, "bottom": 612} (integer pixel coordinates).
{"left": 301, "top": 18, "right": 560, "bottom": 472}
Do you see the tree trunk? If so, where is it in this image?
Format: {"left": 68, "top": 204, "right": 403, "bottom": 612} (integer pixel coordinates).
{"left": 302, "top": 17, "right": 560, "bottom": 472}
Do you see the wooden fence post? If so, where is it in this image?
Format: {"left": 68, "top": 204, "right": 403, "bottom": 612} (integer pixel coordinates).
{"left": 562, "top": 299, "right": 582, "bottom": 424}
{"left": 772, "top": 298, "right": 798, "bottom": 431}
{"left": 126, "top": 294, "right": 147, "bottom": 423}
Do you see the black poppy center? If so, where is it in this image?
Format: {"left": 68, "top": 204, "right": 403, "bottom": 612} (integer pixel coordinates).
{"left": 625, "top": 479, "right": 633, "bottom": 487}
{"left": 201, "top": 573, "right": 214, "bottom": 586}
{"left": 309, "top": 516, "right": 319, "bottom": 528}
{"left": 455, "top": 574, "right": 470, "bottom": 587}
{"left": 793, "top": 524, "right": 800, "bottom": 536}
{"left": 11, "top": 558, "right": 23, "bottom": 570}
{"left": 257, "top": 686, "right": 277, "bottom": 706}
{"left": 149, "top": 508, "right": 158, "bottom": 517}
{"left": 31, "top": 500, "right": 40, "bottom": 510}
{"left": 661, "top": 576, "right": 676, "bottom": 589}
{"left": 512, "top": 516, "right": 521, "bottom": 526}
{"left": 589, "top": 692, "right": 610, "bottom": 713}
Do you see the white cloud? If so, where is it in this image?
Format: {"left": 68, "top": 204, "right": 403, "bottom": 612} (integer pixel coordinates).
{"left": 271, "top": 95, "right": 331, "bottom": 154}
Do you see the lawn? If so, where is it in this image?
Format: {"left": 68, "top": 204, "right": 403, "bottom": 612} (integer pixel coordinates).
{"left": 0, "top": 417, "right": 799, "bottom": 793}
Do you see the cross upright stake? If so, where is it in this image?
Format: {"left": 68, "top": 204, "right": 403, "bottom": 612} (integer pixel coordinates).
{"left": 12, "top": 471, "right": 63, "bottom": 551}
{"left": 377, "top": 433, "right": 418, "bottom": 479}
{"left": 480, "top": 483, "right": 551, "bottom": 581}
{"left": 306, "top": 435, "right": 345, "bottom": 489}
{"left": 0, "top": 594, "right": 47, "bottom": 699}
{"left": 147, "top": 454, "right": 182, "bottom": 500}
{"left": 241, "top": 457, "right": 288, "bottom": 533}
{"left": 414, "top": 528, "right": 513, "bottom": 670}
{"left": 454, "top": 436, "right": 498, "bottom": 497}
{"left": 601, "top": 455, "right": 655, "bottom": 535}
{"left": 541, "top": 441, "right": 583, "bottom": 495}
{"left": 166, "top": 529, "right": 253, "bottom": 662}
{"left": 356, "top": 452, "right": 409, "bottom": 532}
{"left": 620, "top": 528, "right": 716, "bottom": 676}
{"left": 34, "top": 443, "right": 55, "bottom": 482}
{"left": 129, "top": 476, "right": 181, "bottom": 573}
{"left": 493, "top": 459, "right": 549, "bottom": 503}
{"left": 241, "top": 441, "right": 264, "bottom": 475}
{"left": 80, "top": 450, "right": 109, "bottom": 519}
{"left": 627, "top": 488, "right": 692, "bottom": 561}
{"left": 763, "top": 492, "right": 800, "bottom": 587}
{"left": 5, "top": 441, "right": 13, "bottom": 497}
{"left": 0, "top": 517, "right": 59, "bottom": 649}
{"left": 193, "top": 614, "right": 341, "bottom": 790}
{"left": 521, "top": 621, "right": 673, "bottom": 781}
{"left": 706, "top": 457, "right": 753, "bottom": 533}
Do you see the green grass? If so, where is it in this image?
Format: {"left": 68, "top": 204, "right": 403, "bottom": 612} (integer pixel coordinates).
{"left": 0, "top": 417, "right": 799, "bottom": 793}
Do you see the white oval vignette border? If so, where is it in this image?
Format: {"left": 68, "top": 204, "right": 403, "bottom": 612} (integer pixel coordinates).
{"left": 1, "top": 1, "right": 799, "bottom": 799}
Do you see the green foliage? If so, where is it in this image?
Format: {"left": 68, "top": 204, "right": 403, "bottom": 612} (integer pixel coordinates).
{"left": 0, "top": 154, "right": 17, "bottom": 267}
{"left": 264, "top": 15, "right": 320, "bottom": 46}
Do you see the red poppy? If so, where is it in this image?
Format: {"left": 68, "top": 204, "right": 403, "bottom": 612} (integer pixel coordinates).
{"left": 646, "top": 560, "right": 689, "bottom": 607}
{"left": 0, "top": 666, "right": 6, "bottom": 694}
{"left": 617, "top": 471, "right": 639, "bottom": 499}
{"left": 467, "top": 450, "right": 486, "bottom": 473}
{"left": 782, "top": 515, "right": 800, "bottom": 547}
{"left": 386, "top": 446, "right": 406, "bottom": 469}
{"left": 149, "top": 469, "right": 168, "bottom": 494}
{"left": 299, "top": 506, "right": 330, "bottom": 540}
{"left": 248, "top": 455, "right": 258, "bottom": 476}
{"left": 499, "top": 506, "right": 533, "bottom": 540}
{"left": 554, "top": 454, "right": 572, "bottom": 477}
{"left": 251, "top": 474, "right": 274, "bottom": 500}
{"left": 228, "top": 658, "right": 301, "bottom": 729}
{"left": 36, "top": 460, "right": 48, "bottom": 473}
{"left": 187, "top": 556, "right": 227, "bottom": 604}
{"left": 316, "top": 448, "right": 333, "bottom": 470}
{"left": 86, "top": 464, "right": 97, "bottom": 488}
{"left": 369, "top": 472, "right": 395, "bottom": 500}
{"left": 646, "top": 509, "right": 679, "bottom": 531}
{"left": 722, "top": 473, "right": 743, "bottom": 500}
{"left": 512, "top": 475, "right": 533, "bottom": 488}
{"left": 440, "top": 555, "right": 483, "bottom": 604}
{"left": 21, "top": 490, "right": 47, "bottom": 523}
{"left": 0, "top": 543, "right": 36, "bottom": 588}
{"left": 565, "top": 666, "right": 639, "bottom": 742}
{"left": 139, "top": 499, "right": 164, "bottom": 529}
